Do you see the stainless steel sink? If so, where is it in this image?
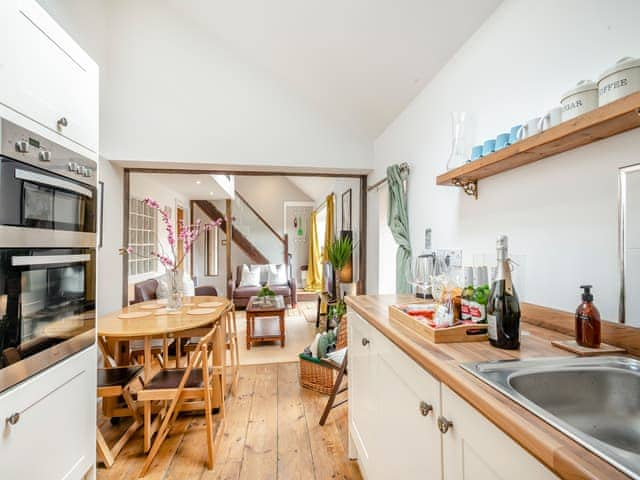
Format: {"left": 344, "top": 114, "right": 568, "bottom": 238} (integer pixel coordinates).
{"left": 462, "top": 356, "right": 640, "bottom": 479}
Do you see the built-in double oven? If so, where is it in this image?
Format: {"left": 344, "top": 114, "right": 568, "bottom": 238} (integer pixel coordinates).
{"left": 0, "top": 117, "right": 97, "bottom": 393}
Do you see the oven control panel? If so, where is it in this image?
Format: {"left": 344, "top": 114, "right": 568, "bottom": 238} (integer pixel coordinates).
{"left": 0, "top": 118, "right": 97, "bottom": 187}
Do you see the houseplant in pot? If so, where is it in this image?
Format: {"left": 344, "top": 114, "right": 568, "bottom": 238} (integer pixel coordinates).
{"left": 119, "top": 197, "right": 221, "bottom": 311}
{"left": 257, "top": 283, "right": 276, "bottom": 305}
{"left": 326, "top": 236, "right": 354, "bottom": 300}
{"left": 325, "top": 236, "right": 354, "bottom": 328}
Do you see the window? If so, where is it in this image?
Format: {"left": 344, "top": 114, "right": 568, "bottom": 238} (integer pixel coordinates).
{"left": 128, "top": 198, "right": 157, "bottom": 276}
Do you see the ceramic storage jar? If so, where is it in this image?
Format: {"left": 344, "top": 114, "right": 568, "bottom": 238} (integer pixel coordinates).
{"left": 598, "top": 57, "right": 640, "bottom": 105}
{"left": 560, "top": 80, "right": 598, "bottom": 121}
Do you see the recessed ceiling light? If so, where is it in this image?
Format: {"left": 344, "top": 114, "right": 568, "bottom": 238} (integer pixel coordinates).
{"left": 209, "top": 192, "right": 214, "bottom": 196}
{"left": 196, "top": 180, "right": 201, "bottom": 184}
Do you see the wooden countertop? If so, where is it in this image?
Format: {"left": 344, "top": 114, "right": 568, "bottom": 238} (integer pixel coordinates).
{"left": 98, "top": 296, "right": 229, "bottom": 338}
{"left": 346, "top": 294, "right": 631, "bottom": 480}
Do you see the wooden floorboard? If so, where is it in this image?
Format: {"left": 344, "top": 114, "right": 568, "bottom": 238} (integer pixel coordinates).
{"left": 238, "top": 364, "right": 278, "bottom": 480}
{"left": 97, "top": 362, "right": 361, "bottom": 480}
{"left": 276, "top": 363, "right": 315, "bottom": 479}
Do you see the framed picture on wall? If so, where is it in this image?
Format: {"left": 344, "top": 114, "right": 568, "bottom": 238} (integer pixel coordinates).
{"left": 205, "top": 227, "right": 219, "bottom": 276}
{"left": 342, "top": 188, "right": 352, "bottom": 231}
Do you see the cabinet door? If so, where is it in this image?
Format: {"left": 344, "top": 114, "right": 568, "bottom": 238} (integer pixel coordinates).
{"left": 348, "top": 311, "right": 377, "bottom": 476}
{"left": 441, "top": 385, "right": 558, "bottom": 480}
{"left": 0, "top": 0, "right": 98, "bottom": 152}
{"left": 0, "top": 346, "right": 97, "bottom": 479}
{"left": 374, "top": 333, "right": 442, "bottom": 479}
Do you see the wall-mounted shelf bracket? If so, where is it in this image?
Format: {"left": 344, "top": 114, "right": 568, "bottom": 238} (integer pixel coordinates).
{"left": 452, "top": 178, "right": 478, "bottom": 199}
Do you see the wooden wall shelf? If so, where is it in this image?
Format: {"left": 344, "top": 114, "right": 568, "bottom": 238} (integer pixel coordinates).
{"left": 437, "top": 91, "right": 640, "bottom": 197}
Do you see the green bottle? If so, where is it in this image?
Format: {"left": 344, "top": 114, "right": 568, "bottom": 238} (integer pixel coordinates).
{"left": 470, "top": 284, "right": 490, "bottom": 323}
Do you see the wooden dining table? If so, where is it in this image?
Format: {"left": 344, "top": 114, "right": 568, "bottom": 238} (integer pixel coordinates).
{"left": 97, "top": 295, "right": 230, "bottom": 451}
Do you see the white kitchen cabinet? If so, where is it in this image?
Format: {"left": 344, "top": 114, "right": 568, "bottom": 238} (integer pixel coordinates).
{"left": 348, "top": 310, "right": 558, "bottom": 480}
{"left": 348, "top": 311, "right": 442, "bottom": 480}
{"left": 348, "top": 311, "right": 378, "bottom": 477}
{"left": 441, "top": 384, "right": 558, "bottom": 480}
{"left": 375, "top": 326, "right": 442, "bottom": 479}
{"left": 0, "top": 346, "right": 97, "bottom": 480}
{"left": 0, "top": 0, "right": 99, "bottom": 153}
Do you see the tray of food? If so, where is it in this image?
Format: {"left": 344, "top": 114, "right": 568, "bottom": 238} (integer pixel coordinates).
{"left": 389, "top": 303, "right": 488, "bottom": 343}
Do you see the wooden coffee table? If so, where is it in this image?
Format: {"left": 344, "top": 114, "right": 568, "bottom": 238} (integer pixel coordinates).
{"left": 246, "top": 295, "right": 286, "bottom": 349}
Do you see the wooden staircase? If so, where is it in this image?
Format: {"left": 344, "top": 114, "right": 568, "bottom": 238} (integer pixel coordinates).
{"left": 194, "top": 200, "right": 270, "bottom": 264}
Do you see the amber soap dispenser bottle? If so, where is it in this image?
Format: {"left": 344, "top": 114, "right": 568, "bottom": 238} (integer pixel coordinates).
{"left": 575, "top": 285, "right": 601, "bottom": 348}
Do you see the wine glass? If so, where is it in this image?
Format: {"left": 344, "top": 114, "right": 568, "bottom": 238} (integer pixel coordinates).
{"left": 406, "top": 255, "right": 434, "bottom": 295}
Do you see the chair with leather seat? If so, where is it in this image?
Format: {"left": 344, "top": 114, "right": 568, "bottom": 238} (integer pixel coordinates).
{"left": 96, "top": 365, "right": 143, "bottom": 468}
{"left": 195, "top": 285, "right": 218, "bottom": 297}
{"left": 137, "top": 324, "right": 225, "bottom": 476}
{"left": 131, "top": 278, "right": 159, "bottom": 304}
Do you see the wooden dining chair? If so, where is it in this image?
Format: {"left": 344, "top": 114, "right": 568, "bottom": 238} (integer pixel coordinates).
{"left": 129, "top": 337, "right": 173, "bottom": 368}
{"left": 96, "top": 365, "right": 143, "bottom": 467}
{"left": 184, "top": 304, "right": 240, "bottom": 396}
{"left": 137, "top": 325, "right": 225, "bottom": 477}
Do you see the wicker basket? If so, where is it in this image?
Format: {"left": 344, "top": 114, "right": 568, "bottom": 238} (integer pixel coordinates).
{"left": 299, "top": 354, "right": 335, "bottom": 394}
{"left": 336, "top": 314, "right": 348, "bottom": 349}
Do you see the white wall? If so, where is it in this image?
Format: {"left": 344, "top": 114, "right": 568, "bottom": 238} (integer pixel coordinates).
{"left": 235, "top": 176, "right": 313, "bottom": 234}
{"left": 97, "top": 158, "right": 123, "bottom": 316}
{"left": 370, "top": 0, "right": 640, "bottom": 320}
{"left": 101, "top": 0, "right": 371, "bottom": 173}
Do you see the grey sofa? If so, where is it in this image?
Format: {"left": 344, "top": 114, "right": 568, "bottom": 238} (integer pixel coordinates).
{"left": 229, "top": 264, "right": 297, "bottom": 308}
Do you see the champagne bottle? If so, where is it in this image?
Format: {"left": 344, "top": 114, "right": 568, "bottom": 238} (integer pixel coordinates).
{"left": 487, "top": 235, "right": 521, "bottom": 349}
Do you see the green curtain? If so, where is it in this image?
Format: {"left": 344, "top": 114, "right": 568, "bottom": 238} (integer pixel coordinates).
{"left": 386, "top": 164, "right": 411, "bottom": 294}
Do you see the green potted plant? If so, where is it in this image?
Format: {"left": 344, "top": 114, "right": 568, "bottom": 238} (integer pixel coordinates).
{"left": 326, "top": 236, "right": 355, "bottom": 329}
{"left": 257, "top": 283, "right": 276, "bottom": 305}
{"left": 326, "top": 236, "right": 354, "bottom": 300}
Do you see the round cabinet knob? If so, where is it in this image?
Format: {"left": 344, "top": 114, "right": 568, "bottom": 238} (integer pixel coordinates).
{"left": 437, "top": 416, "right": 453, "bottom": 434}
{"left": 39, "top": 150, "right": 52, "bottom": 162}
{"left": 361, "top": 337, "right": 370, "bottom": 347}
{"left": 419, "top": 401, "right": 433, "bottom": 416}
{"left": 6, "top": 412, "right": 20, "bottom": 425}
{"left": 57, "top": 117, "right": 68, "bottom": 129}
{"left": 14, "top": 140, "right": 28, "bottom": 154}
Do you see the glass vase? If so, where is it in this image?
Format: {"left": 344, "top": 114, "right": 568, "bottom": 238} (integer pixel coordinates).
{"left": 166, "top": 270, "right": 183, "bottom": 312}
{"left": 446, "top": 112, "right": 470, "bottom": 170}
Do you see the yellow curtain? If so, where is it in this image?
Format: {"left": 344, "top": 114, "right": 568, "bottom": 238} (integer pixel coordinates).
{"left": 305, "top": 211, "right": 322, "bottom": 291}
{"left": 323, "top": 194, "right": 335, "bottom": 262}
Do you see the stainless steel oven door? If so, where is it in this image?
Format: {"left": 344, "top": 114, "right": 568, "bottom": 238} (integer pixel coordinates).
{"left": 0, "top": 248, "right": 96, "bottom": 393}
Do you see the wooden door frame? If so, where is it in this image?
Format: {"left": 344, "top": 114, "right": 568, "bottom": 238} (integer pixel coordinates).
{"left": 121, "top": 168, "right": 368, "bottom": 306}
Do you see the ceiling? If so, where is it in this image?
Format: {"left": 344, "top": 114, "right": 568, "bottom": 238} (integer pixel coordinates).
{"left": 140, "top": 173, "right": 233, "bottom": 200}
{"left": 164, "top": 0, "right": 501, "bottom": 139}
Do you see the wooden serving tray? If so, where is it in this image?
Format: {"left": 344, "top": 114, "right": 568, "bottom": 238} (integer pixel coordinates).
{"left": 389, "top": 304, "right": 488, "bottom": 343}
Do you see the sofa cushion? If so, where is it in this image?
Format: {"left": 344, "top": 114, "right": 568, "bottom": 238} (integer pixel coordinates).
{"left": 267, "top": 264, "right": 288, "bottom": 285}
{"left": 239, "top": 265, "right": 261, "bottom": 287}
